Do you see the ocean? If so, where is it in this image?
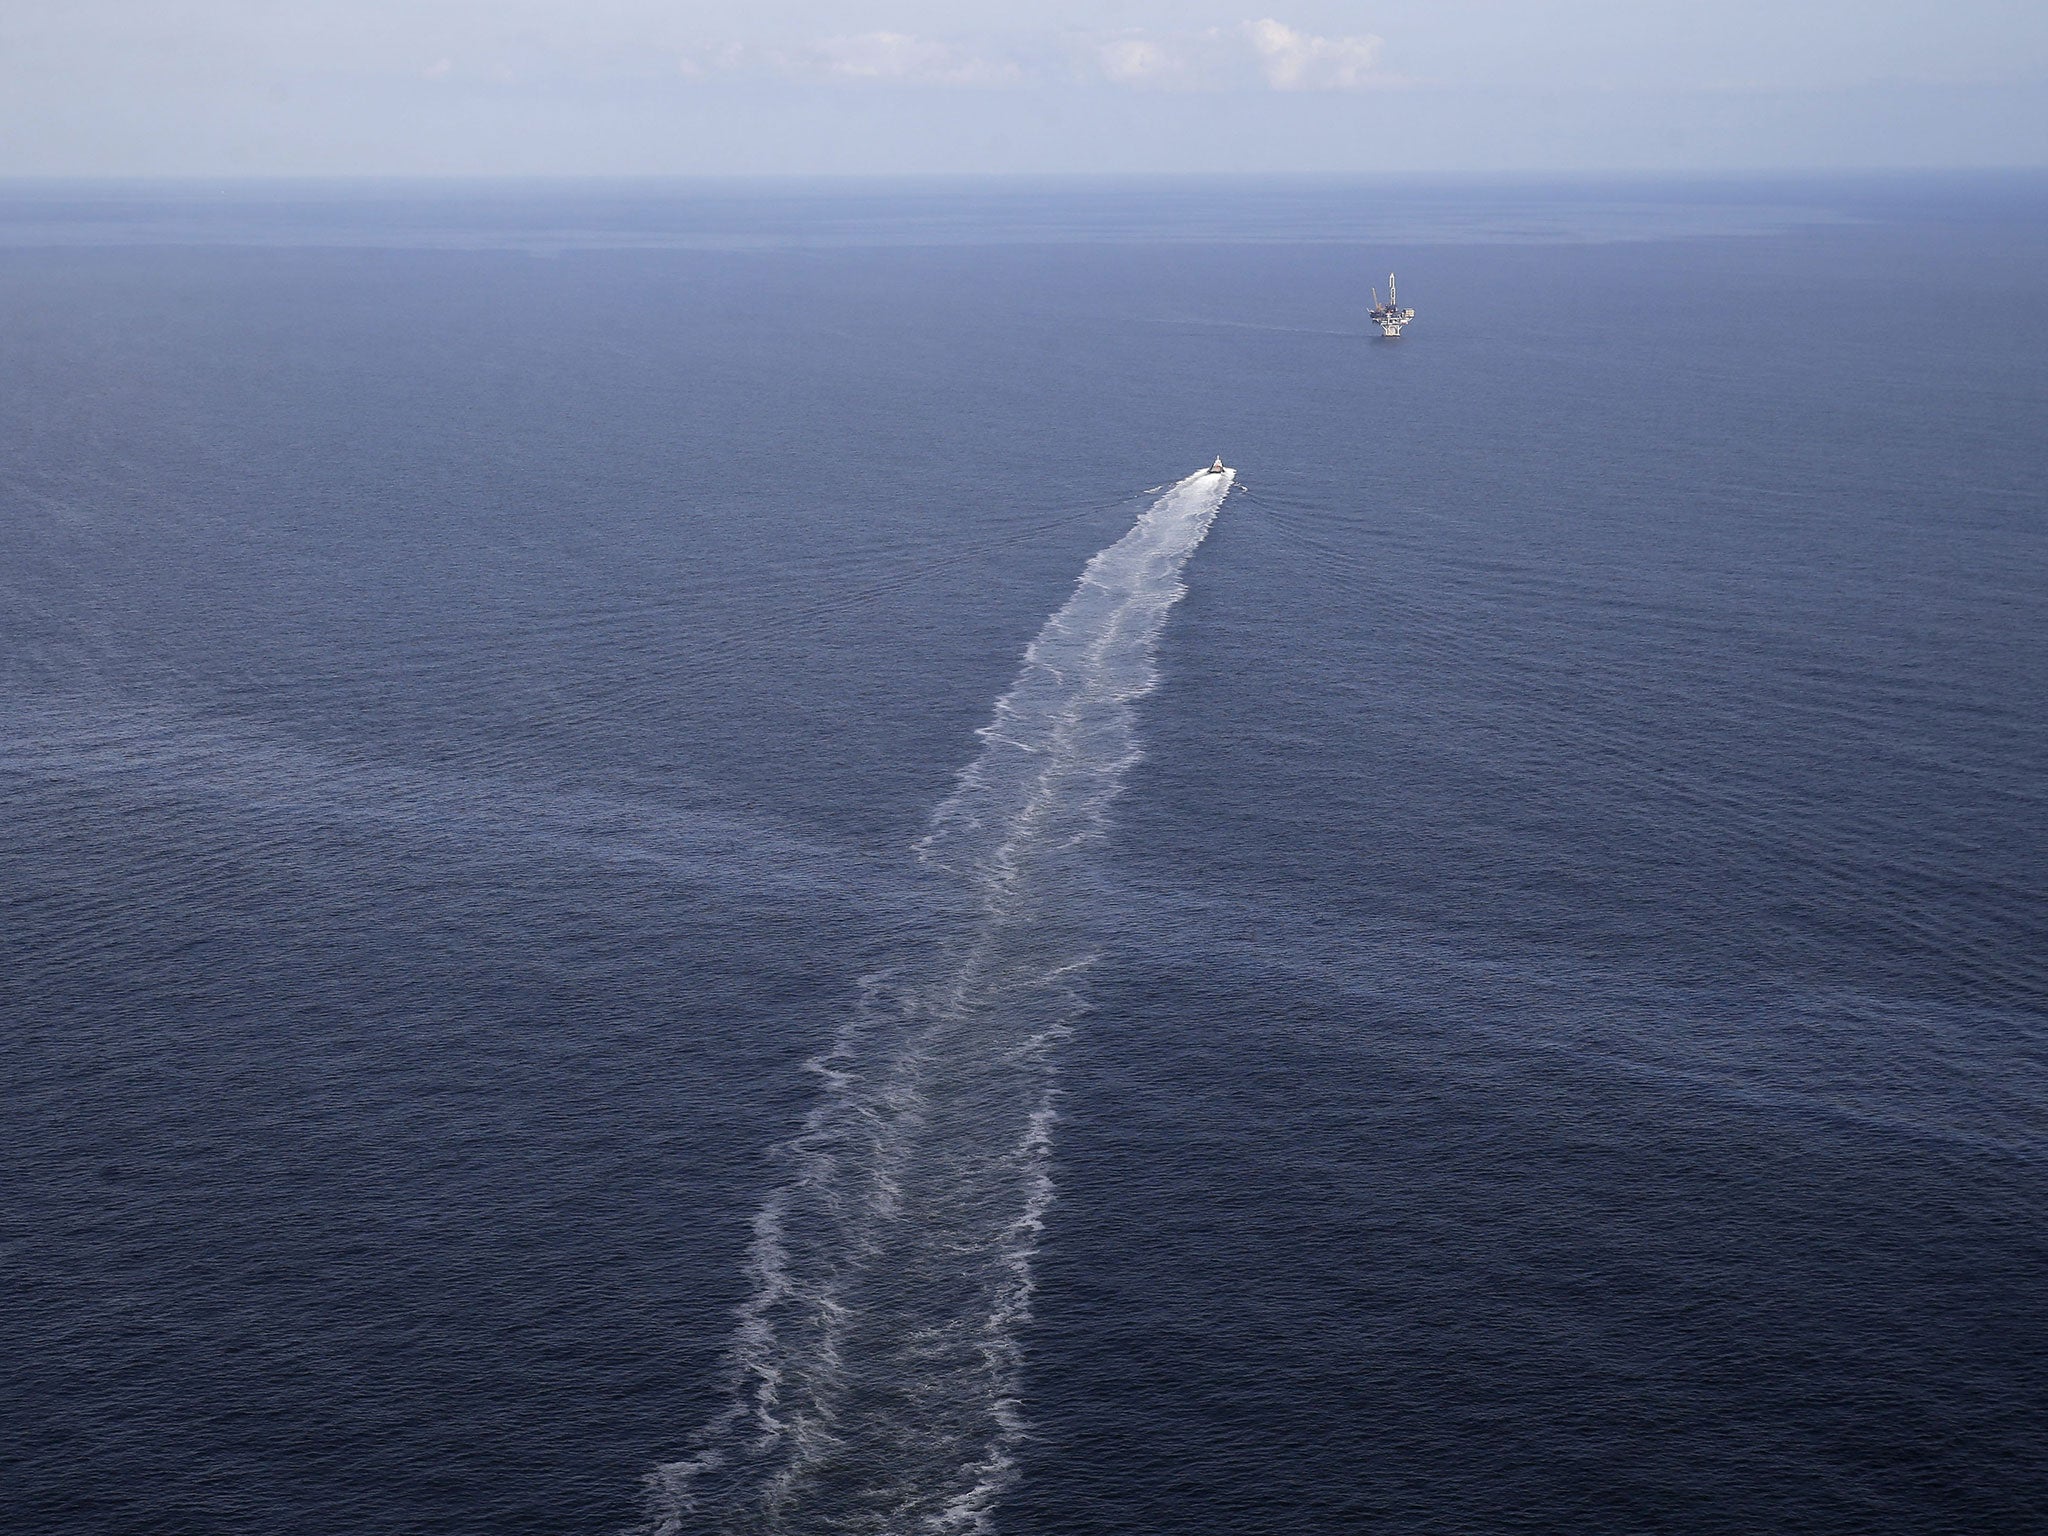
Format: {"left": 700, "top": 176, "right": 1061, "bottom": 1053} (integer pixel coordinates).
{"left": 3, "top": 177, "right": 2044, "bottom": 1535}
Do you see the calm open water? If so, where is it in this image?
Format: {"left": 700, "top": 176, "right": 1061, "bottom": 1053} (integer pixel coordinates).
{"left": 3, "top": 178, "right": 2044, "bottom": 1535}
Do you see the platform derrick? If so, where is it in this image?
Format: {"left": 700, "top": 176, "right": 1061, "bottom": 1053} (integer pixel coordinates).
{"left": 1368, "top": 272, "right": 1416, "bottom": 337}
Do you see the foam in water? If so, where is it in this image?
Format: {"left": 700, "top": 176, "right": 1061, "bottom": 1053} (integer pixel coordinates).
{"left": 642, "top": 468, "right": 1233, "bottom": 1535}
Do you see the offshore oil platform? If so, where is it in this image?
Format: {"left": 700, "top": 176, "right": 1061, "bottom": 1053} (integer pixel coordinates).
{"left": 1369, "top": 273, "right": 1415, "bottom": 337}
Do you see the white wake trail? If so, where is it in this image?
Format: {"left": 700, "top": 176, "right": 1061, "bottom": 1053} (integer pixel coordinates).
{"left": 643, "top": 469, "right": 1233, "bottom": 1535}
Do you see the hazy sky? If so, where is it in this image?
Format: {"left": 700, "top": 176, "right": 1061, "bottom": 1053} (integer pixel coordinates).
{"left": 4, "top": 0, "right": 2045, "bottom": 176}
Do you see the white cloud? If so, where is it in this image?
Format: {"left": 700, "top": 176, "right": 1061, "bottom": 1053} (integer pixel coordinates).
{"left": 1241, "top": 18, "right": 1385, "bottom": 91}
{"left": 765, "top": 31, "right": 1021, "bottom": 86}
{"left": 89, "top": 9, "right": 1389, "bottom": 96}
{"left": 1074, "top": 20, "right": 1391, "bottom": 92}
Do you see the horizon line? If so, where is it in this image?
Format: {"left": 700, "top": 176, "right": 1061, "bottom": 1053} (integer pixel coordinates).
{"left": 2, "top": 167, "right": 2045, "bottom": 188}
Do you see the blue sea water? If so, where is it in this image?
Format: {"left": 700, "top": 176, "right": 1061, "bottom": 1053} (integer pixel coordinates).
{"left": 2, "top": 178, "right": 2044, "bottom": 1535}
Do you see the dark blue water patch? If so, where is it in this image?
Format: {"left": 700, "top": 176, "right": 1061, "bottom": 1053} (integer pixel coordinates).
{"left": 2, "top": 729, "right": 897, "bottom": 1534}
{"left": 2, "top": 179, "right": 2044, "bottom": 1534}
{"left": 1021, "top": 963, "right": 2046, "bottom": 1536}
